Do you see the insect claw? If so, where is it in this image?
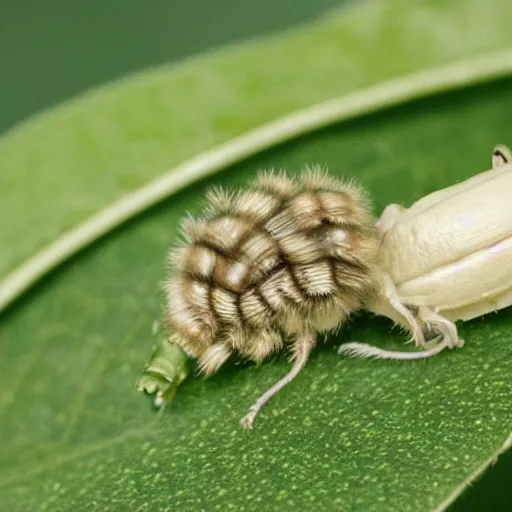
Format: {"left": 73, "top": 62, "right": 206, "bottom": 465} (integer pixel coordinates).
{"left": 453, "top": 338, "right": 465, "bottom": 349}
{"left": 240, "top": 411, "right": 256, "bottom": 430}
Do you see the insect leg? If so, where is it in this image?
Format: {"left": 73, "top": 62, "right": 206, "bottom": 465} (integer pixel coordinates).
{"left": 417, "top": 307, "right": 464, "bottom": 349}
{"left": 240, "top": 331, "right": 316, "bottom": 429}
{"left": 380, "top": 274, "right": 426, "bottom": 347}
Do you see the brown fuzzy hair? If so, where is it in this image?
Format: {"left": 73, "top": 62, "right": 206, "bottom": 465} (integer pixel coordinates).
{"left": 166, "top": 168, "right": 378, "bottom": 368}
{"left": 164, "top": 167, "right": 380, "bottom": 427}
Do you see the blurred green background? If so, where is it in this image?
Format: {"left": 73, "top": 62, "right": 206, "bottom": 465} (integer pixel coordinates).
{"left": 1, "top": 0, "right": 510, "bottom": 509}
{"left": 1, "top": 0, "right": 340, "bottom": 135}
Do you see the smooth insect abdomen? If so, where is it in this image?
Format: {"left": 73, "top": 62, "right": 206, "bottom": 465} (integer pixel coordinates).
{"left": 382, "top": 166, "right": 512, "bottom": 285}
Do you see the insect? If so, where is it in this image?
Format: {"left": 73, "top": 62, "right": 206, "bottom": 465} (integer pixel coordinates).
{"left": 340, "top": 144, "right": 512, "bottom": 360}
{"left": 137, "top": 168, "right": 380, "bottom": 428}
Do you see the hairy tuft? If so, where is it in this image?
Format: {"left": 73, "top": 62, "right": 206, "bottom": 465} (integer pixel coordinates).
{"left": 164, "top": 168, "right": 380, "bottom": 374}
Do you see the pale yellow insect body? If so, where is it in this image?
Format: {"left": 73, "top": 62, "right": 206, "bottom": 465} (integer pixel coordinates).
{"left": 340, "top": 145, "right": 512, "bottom": 360}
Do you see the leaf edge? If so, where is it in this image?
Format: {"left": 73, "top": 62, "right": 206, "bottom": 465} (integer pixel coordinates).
{"left": 1, "top": 49, "right": 512, "bottom": 315}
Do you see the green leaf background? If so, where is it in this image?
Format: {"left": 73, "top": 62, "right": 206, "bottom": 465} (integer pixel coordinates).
{"left": 1, "top": 0, "right": 512, "bottom": 510}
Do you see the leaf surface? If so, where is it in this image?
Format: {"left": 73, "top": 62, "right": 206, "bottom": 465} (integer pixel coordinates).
{"left": 1, "top": 1, "right": 512, "bottom": 511}
{"left": 1, "top": 0, "right": 512, "bottom": 283}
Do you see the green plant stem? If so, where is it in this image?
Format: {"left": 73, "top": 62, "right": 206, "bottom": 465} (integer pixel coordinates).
{"left": 1, "top": 49, "right": 512, "bottom": 314}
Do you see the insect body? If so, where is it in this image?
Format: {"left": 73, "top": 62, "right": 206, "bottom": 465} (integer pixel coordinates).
{"left": 138, "top": 169, "right": 379, "bottom": 428}
{"left": 340, "top": 145, "right": 512, "bottom": 360}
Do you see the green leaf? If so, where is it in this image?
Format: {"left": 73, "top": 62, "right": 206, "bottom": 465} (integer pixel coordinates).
{"left": 2, "top": 1, "right": 512, "bottom": 511}
{"left": 2, "top": 0, "right": 512, "bottom": 299}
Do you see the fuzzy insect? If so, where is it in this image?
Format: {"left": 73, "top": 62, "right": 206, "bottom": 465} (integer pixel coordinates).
{"left": 137, "top": 168, "right": 379, "bottom": 428}
{"left": 340, "top": 144, "right": 512, "bottom": 360}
